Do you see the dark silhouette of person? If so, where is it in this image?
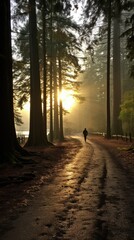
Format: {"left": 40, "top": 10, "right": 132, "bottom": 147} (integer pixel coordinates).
{"left": 83, "top": 128, "right": 88, "bottom": 142}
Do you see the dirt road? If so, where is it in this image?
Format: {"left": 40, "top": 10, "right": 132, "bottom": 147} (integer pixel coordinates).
{"left": 0, "top": 136, "right": 134, "bottom": 240}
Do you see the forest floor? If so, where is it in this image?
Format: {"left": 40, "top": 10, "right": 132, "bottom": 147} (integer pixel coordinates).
{"left": 0, "top": 134, "right": 133, "bottom": 228}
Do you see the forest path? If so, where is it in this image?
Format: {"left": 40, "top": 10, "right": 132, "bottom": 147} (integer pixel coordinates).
{"left": 0, "top": 136, "right": 134, "bottom": 240}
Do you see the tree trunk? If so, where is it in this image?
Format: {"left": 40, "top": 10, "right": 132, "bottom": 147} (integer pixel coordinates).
{"left": 58, "top": 55, "right": 64, "bottom": 141}
{"left": 0, "top": 0, "right": 15, "bottom": 159}
{"left": 41, "top": 1, "right": 49, "bottom": 143}
{"left": 53, "top": 57, "right": 59, "bottom": 139}
{"left": 26, "top": 0, "right": 47, "bottom": 147}
{"left": 0, "top": 0, "right": 27, "bottom": 162}
{"left": 49, "top": 0, "right": 53, "bottom": 142}
{"left": 112, "top": 0, "right": 122, "bottom": 135}
{"left": 106, "top": 0, "right": 111, "bottom": 139}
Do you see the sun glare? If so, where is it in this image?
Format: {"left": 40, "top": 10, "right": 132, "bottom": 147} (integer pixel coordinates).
{"left": 23, "top": 101, "right": 30, "bottom": 111}
{"left": 23, "top": 90, "right": 75, "bottom": 113}
{"left": 59, "top": 89, "right": 75, "bottom": 111}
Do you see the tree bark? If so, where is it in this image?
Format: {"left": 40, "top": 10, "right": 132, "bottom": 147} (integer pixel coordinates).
{"left": 58, "top": 55, "right": 64, "bottom": 141}
{"left": 106, "top": 0, "right": 111, "bottom": 139}
{"left": 0, "top": 0, "right": 28, "bottom": 162}
{"left": 0, "top": 0, "right": 15, "bottom": 159}
{"left": 41, "top": 1, "right": 49, "bottom": 143}
{"left": 112, "top": 0, "right": 123, "bottom": 135}
{"left": 26, "top": 0, "right": 47, "bottom": 146}
{"left": 53, "top": 57, "right": 59, "bottom": 140}
{"left": 49, "top": 0, "right": 53, "bottom": 142}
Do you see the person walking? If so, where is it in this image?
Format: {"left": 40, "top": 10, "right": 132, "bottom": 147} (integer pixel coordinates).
{"left": 83, "top": 128, "right": 88, "bottom": 142}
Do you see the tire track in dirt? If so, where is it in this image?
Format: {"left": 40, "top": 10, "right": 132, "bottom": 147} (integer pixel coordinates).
{"left": 45, "top": 142, "right": 95, "bottom": 240}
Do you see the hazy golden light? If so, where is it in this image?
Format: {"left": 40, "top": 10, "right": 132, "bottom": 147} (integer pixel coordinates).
{"left": 59, "top": 89, "right": 75, "bottom": 111}
{"left": 23, "top": 89, "right": 76, "bottom": 113}
{"left": 23, "top": 101, "right": 30, "bottom": 111}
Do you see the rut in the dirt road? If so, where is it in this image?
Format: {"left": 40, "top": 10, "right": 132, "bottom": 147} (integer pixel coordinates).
{"left": 92, "top": 140, "right": 134, "bottom": 240}
{"left": 94, "top": 162, "right": 108, "bottom": 240}
{"left": 48, "top": 142, "right": 95, "bottom": 240}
